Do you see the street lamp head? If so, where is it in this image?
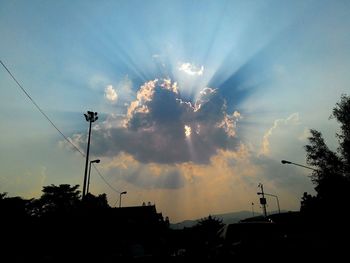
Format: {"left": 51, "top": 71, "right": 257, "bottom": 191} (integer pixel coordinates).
{"left": 84, "top": 111, "right": 98, "bottom": 122}
{"left": 91, "top": 159, "right": 100, "bottom": 164}
{"left": 281, "top": 160, "right": 292, "bottom": 164}
{"left": 281, "top": 159, "right": 317, "bottom": 171}
{"left": 121, "top": 191, "right": 127, "bottom": 195}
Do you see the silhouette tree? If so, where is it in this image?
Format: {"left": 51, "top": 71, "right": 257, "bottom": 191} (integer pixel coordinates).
{"left": 196, "top": 215, "right": 224, "bottom": 232}
{"left": 302, "top": 94, "right": 350, "bottom": 214}
{"left": 184, "top": 215, "right": 225, "bottom": 258}
{"left": 0, "top": 187, "right": 125, "bottom": 261}
{"left": 37, "top": 184, "right": 80, "bottom": 216}
{"left": 0, "top": 192, "right": 30, "bottom": 219}
{"left": 84, "top": 192, "right": 110, "bottom": 209}
{"left": 332, "top": 94, "right": 350, "bottom": 175}
{"left": 300, "top": 192, "right": 320, "bottom": 214}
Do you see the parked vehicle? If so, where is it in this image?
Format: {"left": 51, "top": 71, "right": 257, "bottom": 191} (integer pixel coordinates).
{"left": 215, "top": 221, "right": 286, "bottom": 259}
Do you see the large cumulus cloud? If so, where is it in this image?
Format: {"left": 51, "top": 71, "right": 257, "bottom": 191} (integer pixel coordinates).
{"left": 74, "top": 78, "right": 241, "bottom": 164}
{"left": 103, "top": 153, "right": 186, "bottom": 189}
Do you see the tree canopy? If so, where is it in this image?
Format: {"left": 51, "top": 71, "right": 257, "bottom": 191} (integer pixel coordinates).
{"left": 302, "top": 94, "right": 350, "bottom": 213}
{"left": 38, "top": 184, "right": 81, "bottom": 215}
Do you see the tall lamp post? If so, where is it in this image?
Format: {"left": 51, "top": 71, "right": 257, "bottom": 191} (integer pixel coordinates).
{"left": 87, "top": 159, "right": 100, "bottom": 195}
{"left": 281, "top": 160, "right": 317, "bottom": 171}
{"left": 119, "top": 191, "right": 127, "bottom": 208}
{"left": 82, "top": 111, "right": 98, "bottom": 200}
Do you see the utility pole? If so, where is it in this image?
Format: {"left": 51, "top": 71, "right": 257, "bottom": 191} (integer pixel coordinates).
{"left": 119, "top": 191, "right": 127, "bottom": 208}
{"left": 82, "top": 111, "right": 98, "bottom": 200}
{"left": 251, "top": 202, "right": 255, "bottom": 217}
{"left": 258, "top": 183, "right": 267, "bottom": 217}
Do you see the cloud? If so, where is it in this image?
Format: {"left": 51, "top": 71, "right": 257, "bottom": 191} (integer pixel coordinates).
{"left": 179, "top": 62, "right": 204, "bottom": 76}
{"left": 114, "top": 75, "right": 134, "bottom": 103}
{"left": 260, "top": 113, "right": 300, "bottom": 156}
{"left": 252, "top": 155, "right": 312, "bottom": 190}
{"left": 105, "top": 85, "right": 118, "bottom": 103}
{"left": 88, "top": 75, "right": 132, "bottom": 105}
{"left": 217, "top": 110, "right": 241, "bottom": 138}
{"left": 72, "top": 78, "right": 241, "bottom": 164}
{"left": 104, "top": 153, "right": 185, "bottom": 189}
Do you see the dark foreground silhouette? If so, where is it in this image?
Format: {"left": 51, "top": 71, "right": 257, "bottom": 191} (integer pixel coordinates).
{"left": 1, "top": 187, "right": 349, "bottom": 262}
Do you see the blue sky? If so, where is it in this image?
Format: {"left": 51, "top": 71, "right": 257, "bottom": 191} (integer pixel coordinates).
{"left": 1, "top": 0, "right": 350, "bottom": 222}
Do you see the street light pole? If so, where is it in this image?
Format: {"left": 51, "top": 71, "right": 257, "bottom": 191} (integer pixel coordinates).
{"left": 271, "top": 194, "right": 281, "bottom": 214}
{"left": 281, "top": 160, "right": 317, "bottom": 171}
{"left": 87, "top": 159, "right": 100, "bottom": 195}
{"left": 82, "top": 111, "right": 98, "bottom": 200}
{"left": 251, "top": 202, "right": 255, "bottom": 217}
{"left": 119, "top": 191, "right": 127, "bottom": 208}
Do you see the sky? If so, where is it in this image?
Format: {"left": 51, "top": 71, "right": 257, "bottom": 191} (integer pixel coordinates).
{"left": 1, "top": 0, "right": 350, "bottom": 223}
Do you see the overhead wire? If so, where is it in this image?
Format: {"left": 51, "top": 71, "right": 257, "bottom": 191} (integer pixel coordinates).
{"left": 0, "top": 60, "right": 85, "bottom": 156}
{"left": 92, "top": 163, "right": 121, "bottom": 194}
{"left": 0, "top": 59, "right": 121, "bottom": 194}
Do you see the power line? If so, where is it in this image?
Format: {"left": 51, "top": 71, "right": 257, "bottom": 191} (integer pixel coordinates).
{"left": 0, "top": 60, "right": 84, "bottom": 155}
{"left": 0, "top": 59, "right": 120, "bottom": 194}
{"left": 92, "top": 163, "right": 121, "bottom": 194}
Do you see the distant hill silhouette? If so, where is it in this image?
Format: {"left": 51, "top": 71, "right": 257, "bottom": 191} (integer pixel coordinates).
{"left": 170, "top": 210, "right": 261, "bottom": 229}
